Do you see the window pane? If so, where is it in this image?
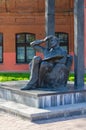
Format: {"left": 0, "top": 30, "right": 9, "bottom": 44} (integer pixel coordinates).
{"left": 55, "top": 33, "right": 68, "bottom": 44}
{"left": 26, "top": 34, "right": 35, "bottom": 43}
{"left": 16, "top": 34, "right": 25, "bottom": 43}
{"left": 17, "top": 47, "right": 25, "bottom": 62}
{"left": 0, "top": 46, "right": 2, "bottom": 62}
{"left": 0, "top": 34, "right": 3, "bottom": 44}
{"left": 55, "top": 32, "right": 68, "bottom": 53}
{"left": 16, "top": 33, "right": 35, "bottom": 63}
{"left": 26, "top": 47, "right": 35, "bottom": 62}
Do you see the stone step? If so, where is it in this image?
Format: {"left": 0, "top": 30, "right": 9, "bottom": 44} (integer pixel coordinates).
{"left": 0, "top": 98, "right": 86, "bottom": 121}
{"left": 0, "top": 81, "right": 86, "bottom": 108}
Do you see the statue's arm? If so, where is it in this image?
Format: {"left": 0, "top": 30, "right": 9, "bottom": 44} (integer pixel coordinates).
{"left": 30, "top": 39, "right": 45, "bottom": 53}
{"left": 30, "top": 36, "right": 53, "bottom": 46}
{"left": 30, "top": 36, "right": 53, "bottom": 52}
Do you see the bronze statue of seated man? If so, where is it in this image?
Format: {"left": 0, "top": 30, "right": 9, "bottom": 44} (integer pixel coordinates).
{"left": 21, "top": 35, "right": 72, "bottom": 90}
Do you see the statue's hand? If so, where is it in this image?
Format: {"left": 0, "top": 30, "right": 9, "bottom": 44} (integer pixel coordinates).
{"left": 44, "top": 35, "right": 53, "bottom": 42}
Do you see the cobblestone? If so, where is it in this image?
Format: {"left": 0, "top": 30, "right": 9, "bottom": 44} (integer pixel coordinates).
{"left": 0, "top": 111, "right": 86, "bottom": 130}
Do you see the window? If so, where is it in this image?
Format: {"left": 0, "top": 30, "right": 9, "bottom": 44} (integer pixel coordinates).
{"left": 16, "top": 33, "right": 35, "bottom": 63}
{"left": 55, "top": 32, "right": 69, "bottom": 53}
{"left": 0, "top": 33, "right": 3, "bottom": 63}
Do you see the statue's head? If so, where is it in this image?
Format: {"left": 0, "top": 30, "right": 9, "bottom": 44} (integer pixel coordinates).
{"left": 49, "top": 36, "right": 60, "bottom": 48}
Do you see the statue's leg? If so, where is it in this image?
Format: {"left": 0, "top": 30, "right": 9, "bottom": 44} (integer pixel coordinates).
{"left": 39, "top": 61, "right": 53, "bottom": 87}
{"left": 21, "top": 56, "right": 42, "bottom": 90}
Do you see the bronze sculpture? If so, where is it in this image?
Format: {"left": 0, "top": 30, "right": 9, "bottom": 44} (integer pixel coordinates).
{"left": 21, "top": 35, "right": 72, "bottom": 90}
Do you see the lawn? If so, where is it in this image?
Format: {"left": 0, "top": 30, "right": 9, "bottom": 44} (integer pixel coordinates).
{"left": 68, "top": 73, "right": 86, "bottom": 82}
{"left": 0, "top": 72, "right": 30, "bottom": 82}
{"left": 0, "top": 72, "right": 86, "bottom": 82}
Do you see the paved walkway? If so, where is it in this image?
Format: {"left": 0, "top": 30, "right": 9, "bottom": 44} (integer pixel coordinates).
{"left": 0, "top": 111, "right": 86, "bottom": 130}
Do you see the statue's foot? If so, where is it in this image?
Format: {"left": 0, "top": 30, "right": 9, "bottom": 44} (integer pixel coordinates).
{"left": 21, "top": 83, "right": 36, "bottom": 90}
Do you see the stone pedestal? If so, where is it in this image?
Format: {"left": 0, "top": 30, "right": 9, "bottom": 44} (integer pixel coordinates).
{"left": 0, "top": 81, "right": 86, "bottom": 108}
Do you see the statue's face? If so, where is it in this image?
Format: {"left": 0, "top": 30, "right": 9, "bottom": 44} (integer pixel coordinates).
{"left": 50, "top": 37, "right": 59, "bottom": 48}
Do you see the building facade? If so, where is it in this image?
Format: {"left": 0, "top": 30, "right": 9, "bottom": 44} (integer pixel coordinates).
{"left": 0, "top": 0, "right": 81, "bottom": 72}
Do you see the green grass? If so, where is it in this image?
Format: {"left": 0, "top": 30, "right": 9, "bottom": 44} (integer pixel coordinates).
{"left": 0, "top": 72, "right": 30, "bottom": 82}
{"left": 68, "top": 73, "right": 74, "bottom": 81}
{"left": 0, "top": 72, "right": 86, "bottom": 82}
{"left": 84, "top": 74, "right": 86, "bottom": 82}
{"left": 68, "top": 73, "right": 86, "bottom": 82}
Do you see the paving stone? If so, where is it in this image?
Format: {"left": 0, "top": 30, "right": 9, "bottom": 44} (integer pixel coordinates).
{"left": 0, "top": 111, "right": 86, "bottom": 130}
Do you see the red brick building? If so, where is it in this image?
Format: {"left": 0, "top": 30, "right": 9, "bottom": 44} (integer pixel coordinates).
{"left": 0, "top": 0, "right": 81, "bottom": 72}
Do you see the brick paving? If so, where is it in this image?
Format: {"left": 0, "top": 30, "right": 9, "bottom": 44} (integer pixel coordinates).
{"left": 0, "top": 111, "right": 86, "bottom": 130}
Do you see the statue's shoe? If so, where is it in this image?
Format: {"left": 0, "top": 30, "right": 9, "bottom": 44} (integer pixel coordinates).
{"left": 21, "top": 83, "right": 37, "bottom": 90}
